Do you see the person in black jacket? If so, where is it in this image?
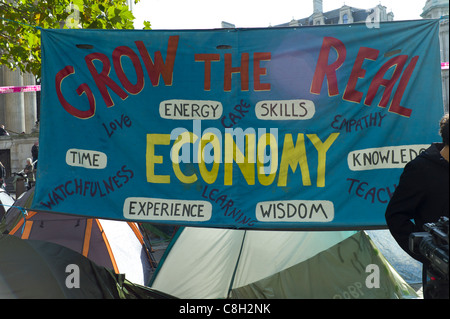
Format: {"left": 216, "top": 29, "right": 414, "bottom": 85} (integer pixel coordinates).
{"left": 31, "top": 141, "right": 38, "bottom": 169}
{"left": 0, "top": 125, "right": 9, "bottom": 136}
{"left": 385, "top": 113, "right": 449, "bottom": 298}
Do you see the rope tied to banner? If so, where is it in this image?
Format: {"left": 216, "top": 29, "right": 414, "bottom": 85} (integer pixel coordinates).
{"left": 0, "top": 16, "right": 42, "bottom": 31}
{"left": 0, "top": 204, "right": 29, "bottom": 235}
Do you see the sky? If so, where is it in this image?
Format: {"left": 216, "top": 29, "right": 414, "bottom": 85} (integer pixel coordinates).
{"left": 131, "top": 0, "right": 427, "bottom": 30}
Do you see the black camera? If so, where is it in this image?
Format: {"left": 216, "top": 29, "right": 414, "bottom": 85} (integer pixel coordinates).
{"left": 409, "top": 216, "right": 449, "bottom": 299}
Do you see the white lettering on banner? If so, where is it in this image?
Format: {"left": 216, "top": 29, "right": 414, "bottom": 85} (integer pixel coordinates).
{"left": 66, "top": 149, "right": 107, "bottom": 169}
{"left": 160, "top": 99, "right": 223, "bottom": 119}
{"left": 124, "top": 197, "right": 212, "bottom": 222}
{"left": 255, "top": 99, "right": 315, "bottom": 120}
{"left": 256, "top": 200, "right": 334, "bottom": 222}
{"left": 347, "top": 144, "right": 428, "bottom": 171}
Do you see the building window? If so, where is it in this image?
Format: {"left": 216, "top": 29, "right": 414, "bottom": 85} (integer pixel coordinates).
{"left": 343, "top": 14, "right": 348, "bottom": 24}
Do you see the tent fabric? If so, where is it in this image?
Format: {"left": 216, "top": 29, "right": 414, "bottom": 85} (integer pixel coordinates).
{"left": 366, "top": 230, "right": 422, "bottom": 284}
{"left": 150, "top": 228, "right": 356, "bottom": 298}
{"left": 229, "top": 231, "right": 417, "bottom": 299}
{"left": 0, "top": 189, "right": 15, "bottom": 220}
{"left": 0, "top": 188, "right": 33, "bottom": 233}
{"left": 5, "top": 212, "right": 153, "bottom": 286}
{"left": 0, "top": 235, "right": 174, "bottom": 299}
{"left": 1, "top": 189, "right": 154, "bottom": 286}
{"left": 150, "top": 228, "right": 418, "bottom": 299}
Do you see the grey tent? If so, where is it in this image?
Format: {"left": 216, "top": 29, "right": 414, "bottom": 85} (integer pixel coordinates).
{"left": 1, "top": 188, "right": 155, "bottom": 286}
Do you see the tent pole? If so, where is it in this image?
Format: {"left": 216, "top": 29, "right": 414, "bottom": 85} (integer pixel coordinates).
{"left": 226, "top": 230, "right": 247, "bottom": 298}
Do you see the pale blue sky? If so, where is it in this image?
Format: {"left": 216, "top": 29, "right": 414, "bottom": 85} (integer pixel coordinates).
{"left": 132, "top": 0, "right": 427, "bottom": 29}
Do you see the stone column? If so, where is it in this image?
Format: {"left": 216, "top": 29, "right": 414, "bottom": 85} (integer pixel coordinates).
{"left": 23, "top": 72, "right": 37, "bottom": 133}
{"left": 0, "top": 66, "right": 5, "bottom": 124}
{"left": 3, "top": 67, "right": 26, "bottom": 134}
{"left": 313, "top": 0, "right": 323, "bottom": 13}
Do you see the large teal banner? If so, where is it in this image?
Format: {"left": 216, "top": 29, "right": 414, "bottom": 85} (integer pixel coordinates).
{"left": 33, "top": 20, "right": 443, "bottom": 229}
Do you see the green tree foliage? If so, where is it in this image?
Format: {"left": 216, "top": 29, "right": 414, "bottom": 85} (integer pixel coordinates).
{"left": 0, "top": 0, "right": 151, "bottom": 78}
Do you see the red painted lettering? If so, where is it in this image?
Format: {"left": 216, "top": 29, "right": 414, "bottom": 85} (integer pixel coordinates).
{"left": 112, "top": 46, "right": 145, "bottom": 95}
{"left": 253, "top": 52, "right": 271, "bottom": 91}
{"left": 224, "top": 53, "right": 249, "bottom": 92}
{"left": 365, "top": 55, "right": 408, "bottom": 108}
{"left": 343, "top": 47, "right": 379, "bottom": 103}
{"left": 389, "top": 56, "right": 418, "bottom": 118}
{"left": 195, "top": 53, "right": 221, "bottom": 90}
{"left": 55, "top": 65, "right": 96, "bottom": 119}
{"left": 310, "top": 37, "right": 347, "bottom": 96}
{"left": 135, "top": 35, "right": 179, "bottom": 86}
{"left": 85, "top": 52, "right": 128, "bottom": 108}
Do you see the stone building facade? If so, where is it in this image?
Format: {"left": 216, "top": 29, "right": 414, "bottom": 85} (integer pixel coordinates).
{"left": 276, "top": 0, "right": 394, "bottom": 27}
{"left": 0, "top": 66, "right": 39, "bottom": 179}
{"left": 421, "top": 0, "right": 449, "bottom": 112}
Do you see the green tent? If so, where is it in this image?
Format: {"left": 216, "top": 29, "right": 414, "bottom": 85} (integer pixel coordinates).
{"left": 150, "top": 228, "right": 418, "bottom": 299}
{"left": 0, "top": 235, "right": 174, "bottom": 299}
